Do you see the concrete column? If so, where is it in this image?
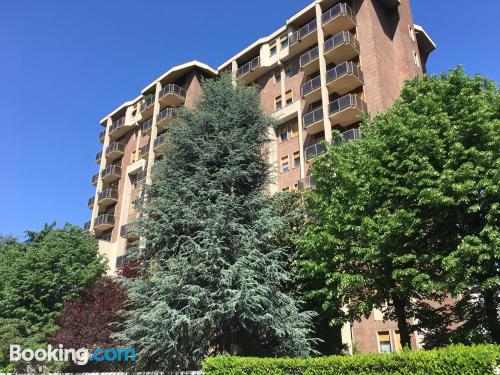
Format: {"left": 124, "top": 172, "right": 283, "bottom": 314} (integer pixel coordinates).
{"left": 146, "top": 83, "right": 162, "bottom": 184}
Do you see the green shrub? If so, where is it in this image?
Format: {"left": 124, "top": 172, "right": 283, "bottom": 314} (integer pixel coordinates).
{"left": 203, "top": 344, "right": 499, "bottom": 375}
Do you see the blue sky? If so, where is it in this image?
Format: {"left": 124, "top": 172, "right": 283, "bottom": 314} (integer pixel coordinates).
{"left": 2, "top": 0, "right": 499, "bottom": 239}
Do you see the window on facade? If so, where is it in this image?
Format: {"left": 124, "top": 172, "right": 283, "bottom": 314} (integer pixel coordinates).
{"left": 270, "top": 41, "right": 277, "bottom": 56}
{"left": 291, "top": 119, "right": 298, "bottom": 137}
{"left": 293, "top": 151, "right": 301, "bottom": 168}
{"left": 284, "top": 63, "right": 293, "bottom": 77}
{"left": 280, "top": 34, "right": 289, "bottom": 49}
{"left": 281, "top": 156, "right": 289, "bottom": 173}
{"left": 378, "top": 331, "right": 392, "bottom": 353}
{"left": 275, "top": 95, "right": 283, "bottom": 111}
{"left": 274, "top": 69, "right": 281, "bottom": 83}
{"left": 285, "top": 90, "right": 293, "bottom": 105}
{"left": 409, "top": 25, "right": 415, "bottom": 41}
{"left": 279, "top": 120, "right": 298, "bottom": 142}
{"left": 413, "top": 51, "right": 421, "bottom": 67}
{"left": 280, "top": 125, "right": 289, "bottom": 142}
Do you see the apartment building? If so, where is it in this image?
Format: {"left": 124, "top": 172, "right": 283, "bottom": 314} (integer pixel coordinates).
{"left": 86, "top": 0, "right": 435, "bottom": 355}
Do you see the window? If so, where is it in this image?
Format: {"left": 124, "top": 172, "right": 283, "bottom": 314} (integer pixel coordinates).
{"left": 285, "top": 90, "right": 293, "bottom": 105}
{"left": 291, "top": 119, "right": 299, "bottom": 137}
{"left": 275, "top": 95, "right": 283, "bottom": 111}
{"left": 274, "top": 69, "right": 281, "bottom": 83}
{"left": 409, "top": 25, "right": 415, "bottom": 41}
{"left": 280, "top": 34, "right": 289, "bottom": 49}
{"left": 281, "top": 156, "right": 289, "bottom": 173}
{"left": 284, "top": 63, "right": 293, "bottom": 77}
{"left": 278, "top": 120, "right": 298, "bottom": 142}
{"left": 280, "top": 125, "right": 289, "bottom": 142}
{"left": 413, "top": 51, "right": 421, "bottom": 67}
{"left": 270, "top": 40, "right": 277, "bottom": 56}
{"left": 293, "top": 151, "right": 301, "bottom": 168}
{"left": 378, "top": 331, "right": 392, "bottom": 353}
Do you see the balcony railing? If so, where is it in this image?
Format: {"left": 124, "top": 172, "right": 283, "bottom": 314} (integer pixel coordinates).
{"left": 101, "top": 165, "right": 122, "bottom": 179}
{"left": 96, "top": 151, "right": 102, "bottom": 164}
{"left": 299, "top": 46, "right": 319, "bottom": 69}
{"left": 142, "top": 117, "right": 153, "bottom": 133}
{"left": 97, "top": 188, "right": 118, "bottom": 203}
{"left": 236, "top": 56, "right": 261, "bottom": 79}
{"left": 157, "top": 107, "right": 175, "bottom": 123}
{"left": 84, "top": 221, "right": 91, "bottom": 231}
{"left": 154, "top": 133, "right": 166, "bottom": 150}
{"left": 110, "top": 117, "right": 125, "bottom": 134}
{"left": 93, "top": 214, "right": 114, "bottom": 228}
{"left": 303, "top": 107, "right": 324, "bottom": 128}
{"left": 92, "top": 173, "right": 99, "bottom": 186}
{"left": 304, "top": 142, "right": 326, "bottom": 160}
{"left": 88, "top": 196, "right": 95, "bottom": 208}
{"left": 136, "top": 169, "right": 147, "bottom": 183}
{"left": 301, "top": 75, "right": 322, "bottom": 96}
{"left": 329, "top": 94, "right": 367, "bottom": 116}
{"left": 140, "top": 95, "right": 155, "bottom": 112}
{"left": 337, "top": 128, "right": 361, "bottom": 143}
{"left": 324, "top": 31, "right": 360, "bottom": 55}
{"left": 116, "top": 255, "right": 128, "bottom": 267}
{"left": 106, "top": 142, "right": 125, "bottom": 157}
{"left": 139, "top": 144, "right": 150, "bottom": 159}
{"left": 120, "top": 224, "right": 137, "bottom": 238}
{"left": 289, "top": 18, "right": 317, "bottom": 46}
{"left": 321, "top": 3, "right": 355, "bottom": 25}
{"left": 298, "top": 175, "right": 317, "bottom": 190}
{"left": 326, "top": 61, "right": 364, "bottom": 85}
{"left": 159, "top": 84, "right": 186, "bottom": 100}
{"left": 99, "top": 130, "right": 105, "bottom": 143}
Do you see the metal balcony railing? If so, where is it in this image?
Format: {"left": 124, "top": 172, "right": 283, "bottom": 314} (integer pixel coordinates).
{"left": 326, "top": 61, "right": 364, "bottom": 84}
{"left": 157, "top": 107, "right": 175, "bottom": 123}
{"left": 324, "top": 31, "right": 359, "bottom": 54}
{"left": 303, "top": 107, "right": 324, "bottom": 128}
{"left": 289, "top": 18, "right": 317, "bottom": 46}
{"left": 337, "top": 128, "right": 361, "bottom": 143}
{"left": 154, "top": 133, "right": 166, "bottom": 149}
{"left": 98, "top": 188, "right": 119, "bottom": 203}
{"left": 92, "top": 173, "right": 99, "bottom": 186}
{"left": 329, "top": 94, "right": 367, "bottom": 116}
{"left": 94, "top": 214, "right": 114, "bottom": 227}
{"left": 321, "top": 3, "right": 356, "bottom": 25}
{"left": 88, "top": 196, "right": 95, "bottom": 208}
{"left": 139, "top": 144, "right": 150, "bottom": 158}
{"left": 99, "top": 130, "right": 105, "bottom": 143}
{"left": 136, "top": 169, "right": 147, "bottom": 183}
{"left": 120, "top": 224, "right": 136, "bottom": 238}
{"left": 106, "top": 142, "right": 125, "bottom": 156}
{"left": 142, "top": 117, "right": 153, "bottom": 133}
{"left": 140, "top": 95, "right": 155, "bottom": 112}
{"left": 236, "top": 56, "right": 261, "bottom": 79}
{"left": 301, "top": 75, "right": 322, "bottom": 96}
{"left": 116, "top": 255, "right": 128, "bottom": 267}
{"left": 96, "top": 151, "right": 102, "bottom": 163}
{"left": 159, "top": 84, "right": 186, "bottom": 100}
{"left": 84, "top": 221, "right": 91, "bottom": 231}
{"left": 110, "top": 117, "right": 125, "bottom": 134}
{"left": 299, "top": 46, "right": 320, "bottom": 69}
{"left": 298, "top": 175, "right": 317, "bottom": 190}
{"left": 304, "top": 142, "right": 326, "bottom": 160}
{"left": 101, "top": 165, "right": 122, "bottom": 179}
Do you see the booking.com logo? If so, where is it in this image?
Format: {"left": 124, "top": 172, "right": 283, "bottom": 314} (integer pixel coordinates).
{"left": 10, "top": 344, "right": 136, "bottom": 365}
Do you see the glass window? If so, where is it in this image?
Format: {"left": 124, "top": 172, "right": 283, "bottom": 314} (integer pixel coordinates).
{"left": 284, "top": 63, "right": 293, "bottom": 77}
{"left": 281, "top": 156, "right": 289, "bottom": 173}
{"left": 275, "top": 95, "right": 282, "bottom": 111}
{"left": 280, "top": 34, "right": 289, "bottom": 49}
{"left": 274, "top": 69, "right": 281, "bottom": 83}
{"left": 285, "top": 90, "right": 293, "bottom": 105}
{"left": 378, "top": 331, "right": 392, "bottom": 353}
{"left": 293, "top": 152, "right": 301, "bottom": 168}
{"left": 270, "top": 41, "right": 277, "bottom": 56}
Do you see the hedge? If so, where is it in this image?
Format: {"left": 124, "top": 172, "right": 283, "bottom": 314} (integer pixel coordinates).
{"left": 203, "top": 344, "right": 500, "bottom": 375}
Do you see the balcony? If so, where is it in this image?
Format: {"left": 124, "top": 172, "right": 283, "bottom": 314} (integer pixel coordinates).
{"left": 301, "top": 75, "right": 322, "bottom": 102}
{"left": 92, "top": 173, "right": 99, "bottom": 186}
{"left": 298, "top": 175, "right": 317, "bottom": 190}
{"left": 299, "top": 46, "right": 320, "bottom": 75}
{"left": 156, "top": 107, "right": 175, "bottom": 131}
{"left": 101, "top": 165, "right": 122, "bottom": 183}
{"left": 153, "top": 133, "right": 167, "bottom": 155}
{"left": 304, "top": 142, "right": 326, "bottom": 160}
{"left": 140, "top": 95, "right": 155, "bottom": 118}
{"left": 321, "top": 3, "right": 356, "bottom": 36}
{"left": 120, "top": 224, "right": 137, "bottom": 239}
{"left": 97, "top": 188, "right": 119, "bottom": 206}
{"left": 93, "top": 214, "right": 114, "bottom": 231}
{"left": 105, "top": 142, "right": 125, "bottom": 161}
{"left": 335, "top": 128, "right": 361, "bottom": 144}
{"left": 235, "top": 56, "right": 262, "bottom": 84}
{"left": 136, "top": 169, "right": 147, "bottom": 183}
{"left": 323, "top": 31, "right": 360, "bottom": 65}
{"left": 139, "top": 144, "right": 150, "bottom": 159}
{"left": 88, "top": 196, "right": 95, "bottom": 209}
{"left": 289, "top": 18, "right": 318, "bottom": 54}
{"left": 96, "top": 151, "right": 102, "bottom": 164}
{"left": 141, "top": 117, "right": 153, "bottom": 135}
{"left": 303, "top": 107, "right": 324, "bottom": 134}
{"left": 116, "top": 255, "right": 128, "bottom": 268}
{"left": 326, "top": 61, "right": 364, "bottom": 96}
{"left": 109, "top": 116, "right": 133, "bottom": 139}
{"left": 99, "top": 130, "right": 105, "bottom": 143}
{"left": 84, "top": 221, "right": 91, "bottom": 231}
{"left": 158, "top": 84, "right": 185, "bottom": 107}
{"left": 329, "top": 94, "right": 367, "bottom": 127}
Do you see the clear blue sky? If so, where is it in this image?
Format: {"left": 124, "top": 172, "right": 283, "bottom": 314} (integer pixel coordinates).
{"left": 2, "top": 0, "right": 499, "bottom": 239}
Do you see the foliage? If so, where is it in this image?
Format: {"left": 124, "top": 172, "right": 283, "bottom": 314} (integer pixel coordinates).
{"left": 203, "top": 344, "right": 500, "bottom": 375}
{"left": 297, "top": 67, "right": 500, "bottom": 348}
{"left": 116, "top": 73, "right": 316, "bottom": 371}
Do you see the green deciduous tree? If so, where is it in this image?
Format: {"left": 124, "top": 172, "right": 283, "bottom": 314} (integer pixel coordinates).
{"left": 117, "top": 73, "right": 315, "bottom": 371}
{"left": 298, "top": 68, "right": 499, "bottom": 349}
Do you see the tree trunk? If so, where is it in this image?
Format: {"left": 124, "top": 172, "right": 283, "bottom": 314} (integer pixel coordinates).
{"left": 393, "top": 297, "right": 412, "bottom": 349}
{"left": 483, "top": 289, "right": 500, "bottom": 344}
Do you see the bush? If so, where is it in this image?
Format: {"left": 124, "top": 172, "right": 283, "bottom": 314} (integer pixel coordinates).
{"left": 203, "top": 344, "right": 499, "bottom": 374}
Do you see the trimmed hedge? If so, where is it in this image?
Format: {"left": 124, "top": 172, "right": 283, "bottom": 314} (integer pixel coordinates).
{"left": 203, "top": 344, "right": 500, "bottom": 375}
